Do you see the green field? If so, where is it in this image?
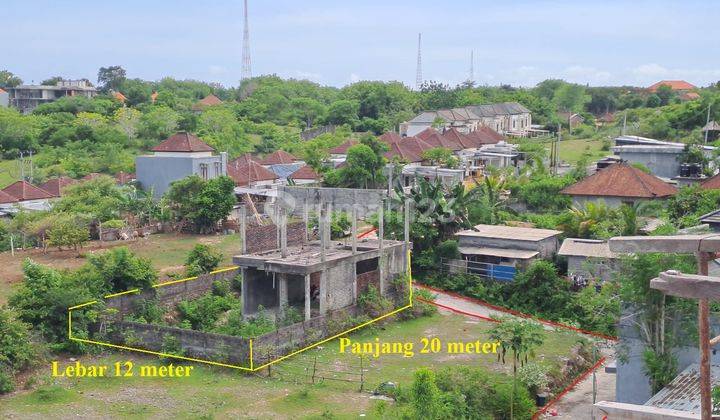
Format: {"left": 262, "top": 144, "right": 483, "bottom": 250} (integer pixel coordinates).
{"left": 0, "top": 159, "right": 21, "bottom": 189}
{"left": 0, "top": 312, "right": 586, "bottom": 419}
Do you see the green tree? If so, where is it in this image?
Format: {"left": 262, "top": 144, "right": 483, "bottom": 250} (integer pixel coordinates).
{"left": 410, "top": 368, "right": 445, "bottom": 419}
{"left": 164, "top": 175, "right": 236, "bottom": 233}
{"left": 422, "top": 147, "right": 458, "bottom": 168}
{"left": 97, "top": 65, "right": 127, "bottom": 92}
{"left": 139, "top": 106, "right": 180, "bottom": 140}
{"left": 488, "top": 317, "right": 545, "bottom": 420}
{"left": 290, "top": 97, "right": 326, "bottom": 128}
{"left": 0, "top": 70, "right": 22, "bottom": 88}
{"left": 554, "top": 83, "right": 591, "bottom": 113}
{"left": 325, "top": 99, "right": 359, "bottom": 127}
{"left": 185, "top": 244, "right": 223, "bottom": 276}
{"left": 47, "top": 215, "right": 89, "bottom": 252}
{"left": 86, "top": 246, "right": 157, "bottom": 292}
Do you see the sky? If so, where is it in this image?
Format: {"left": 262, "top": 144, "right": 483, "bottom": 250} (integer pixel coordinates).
{"left": 5, "top": 0, "right": 720, "bottom": 89}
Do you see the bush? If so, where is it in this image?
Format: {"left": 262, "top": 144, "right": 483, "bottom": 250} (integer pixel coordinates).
{"left": 0, "top": 369, "right": 14, "bottom": 394}
{"left": 358, "top": 285, "right": 393, "bottom": 318}
{"left": 0, "top": 308, "right": 36, "bottom": 373}
{"left": 100, "top": 219, "right": 125, "bottom": 229}
{"left": 185, "top": 244, "right": 223, "bottom": 276}
{"left": 176, "top": 292, "right": 241, "bottom": 331}
{"left": 86, "top": 246, "right": 157, "bottom": 292}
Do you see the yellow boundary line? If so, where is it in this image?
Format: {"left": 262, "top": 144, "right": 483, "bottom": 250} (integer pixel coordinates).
{"left": 68, "top": 252, "right": 414, "bottom": 371}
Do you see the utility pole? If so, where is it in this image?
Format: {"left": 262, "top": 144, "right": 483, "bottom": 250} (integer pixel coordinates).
{"left": 704, "top": 103, "right": 711, "bottom": 143}
{"left": 18, "top": 151, "right": 24, "bottom": 180}
{"left": 415, "top": 33, "right": 423, "bottom": 90}
{"left": 622, "top": 111, "right": 627, "bottom": 136}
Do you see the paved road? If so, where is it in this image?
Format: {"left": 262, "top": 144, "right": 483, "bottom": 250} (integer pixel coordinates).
{"left": 417, "top": 285, "right": 616, "bottom": 419}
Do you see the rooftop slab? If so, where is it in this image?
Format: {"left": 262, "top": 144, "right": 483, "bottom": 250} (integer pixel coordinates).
{"left": 233, "top": 238, "right": 406, "bottom": 275}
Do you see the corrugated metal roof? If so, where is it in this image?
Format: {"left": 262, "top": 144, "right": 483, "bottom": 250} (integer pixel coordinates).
{"left": 558, "top": 238, "right": 617, "bottom": 258}
{"left": 645, "top": 364, "right": 720, "bottom": 413}
{"left": 457, "top": 224, "right": 562, "bottom": 241}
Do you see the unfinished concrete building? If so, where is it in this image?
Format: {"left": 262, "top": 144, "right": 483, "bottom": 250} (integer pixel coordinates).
{"left": 234, "top": 186, "right": 411, "bottom": 322}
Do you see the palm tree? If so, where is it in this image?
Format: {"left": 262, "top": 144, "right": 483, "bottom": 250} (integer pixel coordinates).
{"left": 559, "top": 201, "right": 610, "bottom": 238}
{"left": 489, "top": 317, "right": 545, "bottom": 419}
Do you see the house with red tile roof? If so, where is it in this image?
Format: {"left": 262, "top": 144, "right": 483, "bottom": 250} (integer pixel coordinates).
{"left": 2, "top": 180, "right": 55, "bottom": 202}
{"left": 259, "top": 150, "right": 300, "bottom": 165}
{"left": 700, "top": 173, "right": 720, "bottom": 190}
{"left": 647, "top": 80, "right": 697, "bottom": 92}
{"left": 561, "top": 162, "right": 677, "bottom": 207}
{"left": 227, "top": 154, "right": 279, "bottom": 187}
{"left": 329, "top": 140, "right": 358, "bottom": 158}
{"left": 192, "top": 94, "right": 223, "bottom": 111}
{"left": 136, "top": 132, "right": 228, "bottom": 198}
{"left": 288, "top": 165, "right": 320, "bottom": 185}
{"left": 383, "top": 136, "right": 434, "bottom": 164}
{"left": 0, "top": 189, "right": 19, "bottom": 205}
{"left": 39, "top": 176, "right": 76, "bottom": 197}
{"left": 465, "top": 126, "right": 505, "bottom": 145}
{"left": 415, "top": 128, "right": 462, "bottom": 151}
{"left": 378, "top": 132, "right": 402, "bottom": 144}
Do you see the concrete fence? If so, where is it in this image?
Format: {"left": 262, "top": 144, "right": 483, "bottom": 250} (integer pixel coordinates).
{"left": 106, "top": 267, "right": 241, "bottom": 317}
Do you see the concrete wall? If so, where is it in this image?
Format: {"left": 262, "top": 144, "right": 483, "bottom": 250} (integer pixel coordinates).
{"left": 136, "top": 154, "right": 226, "bottom": 198}
{"left": 593, "top": 401, "right": 700, "bottom": 419}
{"left": 566, "top": 256, "right": 619, "bottom": 282}
{"left": 106, "top": 268, "right": 240, "bottom": 316}
{"left": 614, "top": 148, "right": 683, "bottom": 178}
{"left": 112, "top": 320, "right": 251, "bottom": 366}
{"left": 0, "top": 91, "right": 8, "bottom": 107}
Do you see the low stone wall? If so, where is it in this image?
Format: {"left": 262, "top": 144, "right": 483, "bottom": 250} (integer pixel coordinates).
{"left": 252, "top": 305, "right": 363, "bottom": 366}
{"left": 113, "top": 320, "right": 251, "bottom": 366}
{"left": 106, "top": 268, "right": 241, "bottom": 317}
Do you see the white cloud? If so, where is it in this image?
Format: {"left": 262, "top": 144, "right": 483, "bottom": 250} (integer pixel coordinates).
{"left": 293, "top": 70, "right": 323, "bottom": 83}
{"left": 349, "top": 73, "right": 361, "bottom": 83}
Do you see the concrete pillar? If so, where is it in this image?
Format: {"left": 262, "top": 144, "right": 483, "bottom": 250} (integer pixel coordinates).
{"left": 303, "top": 202, "right": 309, "bottom": 243}
{"left": 304, "top": 274, "right": 311, "bottom": 321}
{"left": 404, "top": 197, "right": 411, "bottom": 274}
{"left": 278, "top": 273, "right": 288, "bottom": 316}
{"left": 275, "top": 204, "right": 280, "bottom": 249}
{"left": 240, "top": 205, "right": 247, "bottom": 254}
{"left": 280, "top": 208, "right": 288, "bottom": 258}
{"left": 351, "top": 205, "right": 357, "bottom": 255}
{"left": 240, "top": 267, "right": 248, "bottom": 317}
{"left": 378, "top": 200, "right": 384, "bottom": 296}
{"left": 319, "top": 202, "right": 326, "bottom": 263}
{"left": 319, "top": 270, "right": 327, "bottom": 315}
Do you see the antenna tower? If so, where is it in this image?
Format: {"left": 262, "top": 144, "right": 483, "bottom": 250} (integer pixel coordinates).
{"left": 241, "top": 0, "right": 252, "bottom": 81}
{"left": 469, "top": 50, "right": 474, "bottom": 83}
{"left": 415, "top": 33, "right": 423, "bottom": 90}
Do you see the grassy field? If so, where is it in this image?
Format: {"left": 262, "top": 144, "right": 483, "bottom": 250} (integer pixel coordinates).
{"left": 0, "top": 233, "right": 242, "bottom": 305}
{"left": 0, "top": 311, "right": 587, "bottom": 419}
{"left": 522, "top": 137, "right": 609, "bottom": 165}
{"left": 0, "top": 159, "right": 22, "bottom": 189}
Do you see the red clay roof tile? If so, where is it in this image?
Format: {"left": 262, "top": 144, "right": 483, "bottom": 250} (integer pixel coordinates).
{"left": 2, "top": 180, "right": 55, "bottom": 201}
{"left": 561, "top": 163, "right": 677, "bottom": 199}
{"left": 151, "top": 132, "right": 215, "bottom": 153}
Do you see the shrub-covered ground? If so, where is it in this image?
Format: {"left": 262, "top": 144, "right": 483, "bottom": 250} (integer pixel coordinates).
{"left": 0, "top": 310, "right": 593, "bottom": 419}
